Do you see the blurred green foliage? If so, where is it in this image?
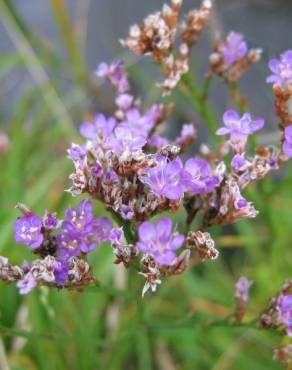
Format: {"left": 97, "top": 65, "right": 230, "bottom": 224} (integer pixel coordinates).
{"left": 0, "top": 1, "right": 291, "bottom": 369}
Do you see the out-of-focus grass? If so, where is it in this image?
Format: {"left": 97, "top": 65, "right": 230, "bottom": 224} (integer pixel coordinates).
{"left": 0, "top": 2, "right": 291, "bottom": 370}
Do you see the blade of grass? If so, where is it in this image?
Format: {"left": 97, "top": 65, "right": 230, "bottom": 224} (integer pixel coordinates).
{"left": 0, "top": 0, "right": 75, "bottom": 139}
{"left": 50, "top": 0, "right": 88, "bottom": 86}
{"left": 1, "top": 0, "right": 61, "bottom": 69}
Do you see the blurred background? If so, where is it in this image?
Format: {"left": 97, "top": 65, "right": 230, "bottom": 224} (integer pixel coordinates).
{"left": 0, "top": 1, "right": 291, "bottom": 369}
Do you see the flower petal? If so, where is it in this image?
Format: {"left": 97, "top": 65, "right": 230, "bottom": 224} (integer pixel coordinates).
{"left": 156, "top": 218, "right": 172, "bottom": 241}
{"left": 250, "top": 117, "right": 264, "bottom": 133}
{"left": 268, "top": 58, "right": 280, "bottom": 74}
{"left": 170, "top": 234, "right": 185, "bottom": 250}
{"left": 138, "top": 221, "right": 156, "bottom": 242}
{"left": 164, "top": 184, "right": 183, "bottom": 200}
{"left": 156, "top": 251, "right": 176, "bottom": 266}
{"left": 283, "top": 140, "right": 292, "bottom": 157}
{"left": 216, "top": 127, "right": 230, "bottom": 136}
{"left": 223, "top": 110, "right": 240, "bottom": 127}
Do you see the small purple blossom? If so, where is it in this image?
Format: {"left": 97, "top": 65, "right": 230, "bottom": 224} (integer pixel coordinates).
{"left": 267, "top": 50, "right": 292, "bottom": 86}
{"left": 137, "top": 218, "right": 184, "bottom": 266}
{"left": 14, "top": 214, "right": 44, "bottom": 249}
{"left": 140, "top": 156, "right": 189, "bottom": 200}
{"left": 216, "top": 110, "right": 264, "bottom": 152}
{"left": 21, "top": 260, "right": 31, "bottom": 273}
{"left": 125, "top": 106, "right": 160, "bottom": 138}
{"left": 231, "top": 154, "right": 249, "bottom": 172}
{"left": 283, "top": 126, "right": 292, "bottom": 157}
{"left": 109, "top": 228, "right": 124, "bottom": 245}
{"left": 96, "top": 60, "right": 129, "bottom": 93}
{"left": 105, "top": 125, "right": 147, "bottom": 154}
{"left": 175, "top": 123, "right": 197, "bottom": 146}
{"left": 116, "top": 94, "right": 134, "bottom": 111}
{"left": 103, "top": 169, "right": 119, "bottom": 184}
{"left": 148, "top": 134, "right": 169, "bottom": 149}
{"left": 91, "top": 162, "right": 103, "bottom": 178}
{"left": 235, "top": 276, "right": 252, "bottom": 302}
{"left": 120, "top": 203, "right": 135, "bottom": 220}
{"left": 235, "top": 197, "right": 248, "bottom": 209}
{"left": 221, "top": 32, "right": 248, "bottom": 65}
{"left": 17, "top": 273, "right": 37, "bottom": 294}
{"left": 53, "top": 258, "right": 69, "bottom": 286}
{"left": 56, "top": 200, "right": 112, "bottom": 256}
{"left": 184, "top": 158, "right": 220, "bottom": 194}
{"left": 67, "top": 144, "right": 87, "bottom": 161}
{"left": 92, "top": 217, "right": 114, "bottom": 244}
{"left": 80, "top": 114, "right": 116, "bottom": 142}
{"left": 65, "top": 199, "right": 94, "bottom": 228}
{"left": 43, "top": 212, "right": 59, "bottom": 231}
{"left": 277, "top": 294, "right": 292, "bottom": 337}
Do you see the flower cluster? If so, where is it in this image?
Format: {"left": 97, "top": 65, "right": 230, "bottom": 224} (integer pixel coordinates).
{"left": 121, "top": 0, "right": 212, "bottom": 94}
{"left": 234, "top": 276, "right": 253, "bottom": 322}
{"left": 7, "top": 200, "right": 122, "bottom": 294}
{"left": 216, "top": 109, "right": 264, "bottom": 153}
{"left": 209, "top": 31, "right": 262, "bottom": 82}
{"left": 267, "top": 50, "right": 292, "bottom": 86}
{"left": 260, "top": 280, "right": 292, "bottom": 337}
{"left": 267, "top": 50, "right": 292, "bottom": 163}
{"left": 0, "top": 1, "right": 291, "bottom": 305}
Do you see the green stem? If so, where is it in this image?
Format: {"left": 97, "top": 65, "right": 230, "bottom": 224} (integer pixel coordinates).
{"left": 201, "top": 75, "right": 213, "bottom": 101}
{"left": 229, "top": 81, "right": 248, "bottom": 114}
{"left": 181, "top": 73, "right": 218, "bottom": 135}
{"left": 50, "top": 0, "right": 89, "bottom": 87}
{"left": 110, "top": 211, "right": 135, "bottom": 244}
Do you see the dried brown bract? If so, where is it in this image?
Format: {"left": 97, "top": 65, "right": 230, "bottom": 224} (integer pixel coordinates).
{"left": 186, "top": 230, "right": 218, "bottom": 261}
{"left": 273, "top": 84, "right": 292, "bottom": 128}
{"left": 180, "top": 0, "right": 212, "bottom": 47}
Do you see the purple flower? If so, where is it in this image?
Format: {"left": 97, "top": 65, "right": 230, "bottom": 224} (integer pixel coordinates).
{"left": 235, "top": 197, "right": 248, "bottom": 209}
{"left": 109, "top": 228, "right": 124, "bottom": 245}
{"left": 221, "top": 32, "right": 248, "bottom": 65}
{"left": 17, "top": 273, "right": 37, "bottom": 294}
{"left": 91, "top": 162, "right": 103, "bottom": 178}
{"left": 104, "top": 125, "right": 147, "bottom": 154}
{"left": 103, "top": 169, "right": 119, "bottom": 184}
{"left": 121, "top": 105, "right": 161, "bottom": 138}
{"left": 175, "top": 124, "right": 197, "bottom": 146}
{"left": 184, "top": 158, "right": 220, "bottom": 194}
{"left": 53, "top": 258, "right": 69, "bottom": 286}
{"left": 120, "top": 203, "right": 135, "bottom": 220}
{"left": 56, "top": 200, "right": 112, "bottom": 256}
{"left": 235, "top": 276, "right": 252, "bottom": 302}
{"left": 137, "top": 218, "right": 184, "bottom": 265}
{"left": 65, "top": 200, "right": 94, "bottom": 228}
{"left": 283, "top": 126, "right": 292, "bottom": 157}
{"left": 139, "top": 156, "right": 189, "bottom": 200}
{"left": 91, "top": 217, "right": 113, "bottom": 245}
{"left": 267, "top": 50, "right": 292, "bottom": 85}
{"left": 277, "top": 294, "right": 292, "bottom": 337}
{"left": 21, "top": 260, "right": 31, "bottom": 273}
{"left": 67, "top": 144, "right": 87, "bottom": 161}
{"left": 14, "top": 214, "right": 44, "bottom": 249}
{"left": 80, "top": 114, "right": 116, "bottom": 142}
{"left": 43, "top": 212, "right": 59, "bottom": 231}
{"left": 216, "top": 110, "right": 264, "bottom": 151}
{"left": 148, "top": 134, "right": 169, "bottom": 149}
{"left": 231, "top": 154, "right": 249, "bottom": 172}
{"left": 116, "top": 94, "right": 134, "bottom": 111}
{"left": 96, "top": 60, "right": 129, "bottom": 93}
